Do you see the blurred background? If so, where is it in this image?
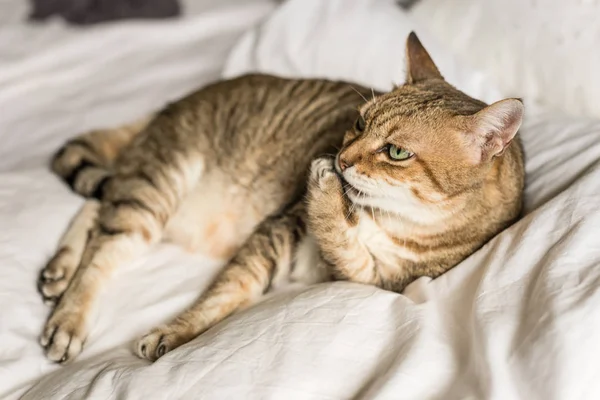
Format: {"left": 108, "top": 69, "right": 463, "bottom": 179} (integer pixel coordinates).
{"left": 2, "top": 1, "right": 600, "bottom": 399}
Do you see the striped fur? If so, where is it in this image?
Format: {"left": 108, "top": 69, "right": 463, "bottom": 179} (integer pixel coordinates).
{"left": 38, "top": 33, "right": 524, "bottom": 363}
{"left": 51, "top": 115, "right": 155, "bottom": 198}
{"left": 39, "top": 74, "right": 368, "bottom": 363}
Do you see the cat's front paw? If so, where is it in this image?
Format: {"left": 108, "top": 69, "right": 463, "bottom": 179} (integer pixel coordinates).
{"left": 135, "top": 324, "right": 195, "bottom": 362}
{"left": 310, "top": 156, "right": 340, "bottom": 190}
{"left": 40, "top": 304, "right": 88, "bottom": 363}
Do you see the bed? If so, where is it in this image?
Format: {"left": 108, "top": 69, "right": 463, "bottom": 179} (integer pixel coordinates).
{"left": 2, "top": 0, "right": 600, "bottom": 398}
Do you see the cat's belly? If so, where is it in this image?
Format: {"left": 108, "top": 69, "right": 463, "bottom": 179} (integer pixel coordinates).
{"left": 163, "top": 178, "right": 263, "bottom": 261}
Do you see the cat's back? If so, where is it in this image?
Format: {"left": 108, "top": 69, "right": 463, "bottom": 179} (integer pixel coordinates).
{"left": 176, "top": 73, "right": 365, "bottom": 128}
{"left": 197, "top": 73, "right": 365, "bottom": 145}
{"left": 158, "top": 73, "right": 367, "bottom": 186}
{"left": 148, "top": 73, "right": 367, "bottom": 161}
{"left": 124, "top": 73, "right": 368, "bottom": 172}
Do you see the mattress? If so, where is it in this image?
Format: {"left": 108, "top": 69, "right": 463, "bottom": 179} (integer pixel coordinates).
{"left": 2, "top": 0, "right": 600, "bottom": 399}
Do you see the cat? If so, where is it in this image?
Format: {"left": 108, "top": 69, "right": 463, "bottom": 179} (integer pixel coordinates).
{"left": 37, "top": 32, "right": 524, "bottom": 363}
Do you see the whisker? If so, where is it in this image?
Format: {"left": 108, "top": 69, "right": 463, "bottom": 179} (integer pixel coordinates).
{"left": 342, "top": 183, "right": 356, "bottom": 198}
{"left": 345, "top": 185, "right": 359, "bottom": 220}
{"left": 380, "top": 208, "right": 392, "bottom": 228}
{"left": 352, "top": 189, "right": 365, "bottom": 215}
{"left": 349, "top": 85, "right": 368, "bottom": 103}
{"left": 347, "top": 201, "right": 358, "bottom": 220}
{"left": 345, "top": 204, "right": 355, "bottom": 221}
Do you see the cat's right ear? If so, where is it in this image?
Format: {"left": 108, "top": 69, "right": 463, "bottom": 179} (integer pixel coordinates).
{"left": 405, "top": 32, "right": 444, "bottom": 84}
{"left": 462, "top": 98, "right": 524, "bottom": 164}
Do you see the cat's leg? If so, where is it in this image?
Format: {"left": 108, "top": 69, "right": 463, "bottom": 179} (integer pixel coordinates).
{"left": 306, "top": 156, "right": 415, "bottom": 292}
{"left": 51, "top": 114, "right": 155, "bottom": 198}
{"left": 38, "top": 200, "right": 100, "bottom": 306}
{"left": 39, "top": 115, "right": 155, "bottom": 305}
{"left": 40, "top": 157, "right": 202, "bottom": 363}
{"left": 135, "top": 203, "right": 307, "bottom": 361}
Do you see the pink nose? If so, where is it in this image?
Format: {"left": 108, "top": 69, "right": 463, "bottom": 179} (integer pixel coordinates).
{"left": 338, "top": 157, "right": 351, "bottom": 171}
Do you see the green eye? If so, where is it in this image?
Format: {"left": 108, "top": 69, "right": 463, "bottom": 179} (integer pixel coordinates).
{"left": 355, "top": 115, "right": 366, "bottom": 132}
{"left": 388, "top": 145, "right": 413, "bottom": 160}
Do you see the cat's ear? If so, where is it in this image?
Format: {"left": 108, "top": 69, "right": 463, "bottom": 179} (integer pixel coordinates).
{"left": 463, "top": 98, "right": 524, "bottom": 163}
{"left": 405, "top": 32, "right": 443, "bottom": 84}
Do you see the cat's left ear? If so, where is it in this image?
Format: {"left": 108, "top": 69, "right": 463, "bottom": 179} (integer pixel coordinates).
{"left": 405, "top": 31, "right": 444, "bottom": 83}
{"left": 463, "top": 98, "right": 524, "bottom": 164}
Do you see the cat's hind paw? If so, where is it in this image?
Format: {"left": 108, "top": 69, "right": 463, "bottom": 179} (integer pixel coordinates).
{"left": 40, "top": 305, "right": 87, "bottom": 363}
{"left": 38, "top": 247, "right": 78, "bottom": 306}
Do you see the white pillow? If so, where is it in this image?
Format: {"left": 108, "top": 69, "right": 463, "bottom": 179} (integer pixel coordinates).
{"left": 409, "top": 0, "right": 600, "bottom": 119}
{"left": 223, "top": 0, "right": 503, "bottom": 105}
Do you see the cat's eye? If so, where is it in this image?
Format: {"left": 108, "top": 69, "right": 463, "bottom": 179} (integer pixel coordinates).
{"left": 388, "top": 145, "right": 413, "bottom": 160}
{"left": 355, "top": 115, "right": 366, "bottom": 132}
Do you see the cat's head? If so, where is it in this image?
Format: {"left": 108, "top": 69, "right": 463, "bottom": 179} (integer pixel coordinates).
{"left": 336, "top": 32, "right": 523, "bottom": 222}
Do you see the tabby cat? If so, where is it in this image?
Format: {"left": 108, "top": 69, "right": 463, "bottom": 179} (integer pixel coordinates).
{"left": 37, "top": 33, "right": 524, "bottom": 363}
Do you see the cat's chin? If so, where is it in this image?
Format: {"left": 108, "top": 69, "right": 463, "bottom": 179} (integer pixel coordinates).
{"left": 342, "top": 181, "right": 360, "bottom": 197}
{"left": 342, "top": 180, "right": 416, "bottom": 217}
{"left": 339, "top": 176, "right": 381, "bottom": 210}
{"left": 343, "top": 182, "right": 375, "bottom": 208}
{"left": 339, "top": 172, "right": 405, "bottom": 214}
{"left": 339, "top": 177, "right": 364, "bottom": 201}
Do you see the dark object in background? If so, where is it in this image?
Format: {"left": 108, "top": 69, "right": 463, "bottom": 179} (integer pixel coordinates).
{"left": 28, "top": 0, "right": 181, "bottom": 25}
{"left": 396, "top": 0, "right": 420, "bottom": 9}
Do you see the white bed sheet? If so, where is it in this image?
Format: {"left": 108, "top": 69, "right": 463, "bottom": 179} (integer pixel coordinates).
{"left": 0, "top": 0, "right": 275, "bottom": 398}
{"left": 2, "top": 0, "right": 600, "bottom": 399}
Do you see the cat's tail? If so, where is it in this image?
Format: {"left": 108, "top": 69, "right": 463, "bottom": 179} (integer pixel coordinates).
{"left": 51, "top": 114, "right": 155, "bottom": 198}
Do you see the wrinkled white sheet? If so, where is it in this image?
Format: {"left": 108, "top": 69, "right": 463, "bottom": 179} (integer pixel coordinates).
{"left": 2, "top": 0, "right": 600, "bottom": 399}
{"left": 0, "top": 0, "right": 275, "bottom": 398}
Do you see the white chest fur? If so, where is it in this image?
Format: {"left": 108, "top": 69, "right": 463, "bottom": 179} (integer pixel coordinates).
{"left": 355, "top": 211, "right": 421, "bottom": 264}
{"left": 270, "top": 208, "right": 423, "bottom": 293}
